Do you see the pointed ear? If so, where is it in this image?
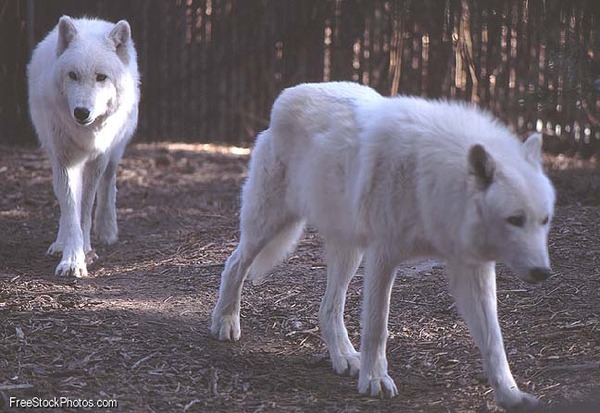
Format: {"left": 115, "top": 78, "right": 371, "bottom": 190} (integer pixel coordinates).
{"left": 522, "top": 133, "right": 543, "bottom": 167}
{"left": 468, "top": 144, "right": 495, "bottom": 190}
{"left": 57, "top": 16, "right": 77, "bottom": 56}
{"left": 108, "top": 20, "right": 132, "bottom": 64}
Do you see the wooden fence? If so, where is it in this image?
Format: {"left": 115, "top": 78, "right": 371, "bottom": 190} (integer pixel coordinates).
{"left": 1, "top": 0, "right": 600, "bottom": 155}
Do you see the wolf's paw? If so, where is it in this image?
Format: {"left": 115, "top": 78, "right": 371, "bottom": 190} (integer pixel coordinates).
{"left": 496, "top": 388, "right": 540, "bottom": 411}
{"left": 85, "top": 249, "right": 99, "bottom": 265}
{"left": 358, "top": 373, "right": 398, "bottom": 398}
{"left": 211, "top": 312, "right": 241, "bottom": 341}
{"left": 55, "top": 257, "right": 88, "bottom": 278}
{"left": 96, "top": 227, "right": 118, "bottom": 245}
{"left": 94, "top": 217, "right": 118, "bottom": 245}
{"left": 331, "top": 350, "right": 360, "bottom": 377}
{"left": 97, "top": 231, "right": 118, "bottom": 246}
{"left": 47, "top": 241, "right": 63, "bottom": 256}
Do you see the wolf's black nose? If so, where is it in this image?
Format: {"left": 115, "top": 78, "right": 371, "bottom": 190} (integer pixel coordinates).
{"left": 74, "top": 107, "right": 91, "bottom": 122}
{"left": 529, "top": 267, "right": 551, "bottom": 282}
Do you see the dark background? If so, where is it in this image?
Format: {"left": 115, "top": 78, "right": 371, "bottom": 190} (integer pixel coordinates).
{"left": 2, "top": 0, "right": 600, "bottom": 154}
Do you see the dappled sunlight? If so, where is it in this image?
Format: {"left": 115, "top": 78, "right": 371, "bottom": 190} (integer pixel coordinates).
{"left": 115, "top": 142, "right": 249, "bottom": 193}
{"left": 163, "top": 142, "right": 251, "bottom": 156}
{"left": 543, "top": 154, "right": 600, "bottom": 205}
{"left": 90, "top": 293, "right": 203, "bottom": 320}
{"left": 544, "top": 153, "right": 598, "bottom": 171}
{"left": 0, "top": 209, "right": 30, "bottom": 219}
{"left": 130, "top": 141, "right": 251, "bottom": 156}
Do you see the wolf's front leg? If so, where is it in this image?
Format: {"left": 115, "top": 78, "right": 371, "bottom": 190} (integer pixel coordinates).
{"left": 448, "top": 262, "right": 539, "bottom": 410}
{"left": 357, "top": 251, "right": 398, "bottom": 398}
{"left": 52, "top": 163, "right": 87, "bottom": 277}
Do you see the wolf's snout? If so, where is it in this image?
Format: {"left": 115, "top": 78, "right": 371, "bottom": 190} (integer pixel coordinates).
{"left": 528, "top": 267, "right": 552, "bottom": 283}
{"left": 74, "top": 107, "right": 91, "bottom": 124}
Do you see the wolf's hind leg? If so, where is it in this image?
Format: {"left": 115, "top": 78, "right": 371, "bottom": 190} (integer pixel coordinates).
{"left": 81, "top": 156, "right": 107, "bottom": 258}
{"left": 210, "top": 245, "right": 253, "bottom": 341}
{"left": 320, "top": 243, "right": 363, "bottom": 377}
{"left": 212, "top": 129, "right": 306, "bottom": 341}
{"left": 211, "top": 218, "right": 304, "bottom": 341}
{"left": 94, "top": 157, "right": 119, "bottom": 245}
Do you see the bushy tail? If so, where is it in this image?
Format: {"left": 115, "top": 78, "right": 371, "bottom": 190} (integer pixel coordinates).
{"left": 237, "top": 128, "right": 306, "bottom": 283}
{"left": 247, "top": 221, "right": 305, "bottom": 283}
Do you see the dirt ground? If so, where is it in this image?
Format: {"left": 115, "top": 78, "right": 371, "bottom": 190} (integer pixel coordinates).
{"left": 1, "top": 143, "right": 599, "bottom": 413}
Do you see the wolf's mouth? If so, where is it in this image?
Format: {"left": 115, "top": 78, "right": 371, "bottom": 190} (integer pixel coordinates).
{"left": 75, "top": 118, "right": 94, "bottom": 127}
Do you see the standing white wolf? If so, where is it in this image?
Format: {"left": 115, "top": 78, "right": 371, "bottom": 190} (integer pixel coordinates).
{"left": 28, "top": 16, "right": 140, "bottom": 277}
{"left": 212, "top": 82, "right": 556, "bottom": 409}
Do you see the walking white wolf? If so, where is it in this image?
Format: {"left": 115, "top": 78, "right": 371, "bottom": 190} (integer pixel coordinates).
{"left": 28, "top": 16, "right": 140, "bottom": 277}
{"left": 211, "top": 82, "right": 555, "bottom": 409}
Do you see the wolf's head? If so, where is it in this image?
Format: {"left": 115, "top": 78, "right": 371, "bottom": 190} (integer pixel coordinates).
{"left": 54, "top": 16, "right": 134, "bottom": 127}
{"left": 468, "top": 133, "right": 556, "bottom": 283}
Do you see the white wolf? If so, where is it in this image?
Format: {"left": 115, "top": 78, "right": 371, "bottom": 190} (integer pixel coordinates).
{"left": 211, "top": 82, "right": 555, "bottom": 409}
{"left": 28, "top": 16, "right": 140, "bottom": 277}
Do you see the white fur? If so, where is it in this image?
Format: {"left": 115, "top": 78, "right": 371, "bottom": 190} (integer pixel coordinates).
{"left": 211, "top": 82, "right": 555, "bottom": 409}
{"left": 28, "top": 16, "right": 140, "bottom": 277}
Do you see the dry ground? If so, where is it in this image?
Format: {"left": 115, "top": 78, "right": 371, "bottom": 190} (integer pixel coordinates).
{"left": 0, "top": 143, "right": 599, "bottom": 412}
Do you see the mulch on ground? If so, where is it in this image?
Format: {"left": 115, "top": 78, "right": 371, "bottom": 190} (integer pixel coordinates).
{"left": 0, "top": 143, "right": 599, "bottom": 412}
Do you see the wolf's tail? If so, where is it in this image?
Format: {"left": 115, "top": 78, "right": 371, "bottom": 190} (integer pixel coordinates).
{"left": 238, "top": 129, "right": 305, "bottom": 283}
{"left": 246, "top": 221, "right": 305, "bottom": 282}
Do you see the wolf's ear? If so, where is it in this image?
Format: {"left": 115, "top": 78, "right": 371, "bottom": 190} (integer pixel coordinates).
{"left": 468, "top": 144, "right": 495, "bottom": 190}
{"left": 108, "top": 20, "right": 132, "bottom": 64}
{"left": 57, "top": 16, "right": 77, "bottom": 56}
{"left": 522, "top": 133, "right": 543, "bottom": 167}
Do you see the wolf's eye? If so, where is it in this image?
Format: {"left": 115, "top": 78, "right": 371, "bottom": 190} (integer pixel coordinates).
{"left": 96, "top": 74, "right": 107, "bottom": 82}
{"left": 541, "top": 215, "right": 549, "bottom": 225}
{"left": 68, "top": 71, "right": 78, "bottom": 80}
{"left": 507, "top": 215, "right": 525, "bottom": 227}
